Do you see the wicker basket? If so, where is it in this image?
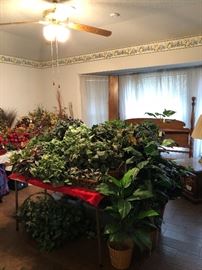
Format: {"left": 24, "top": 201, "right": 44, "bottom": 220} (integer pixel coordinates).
{"left": 108, "top": 240, "right": 134, "bottom": 270}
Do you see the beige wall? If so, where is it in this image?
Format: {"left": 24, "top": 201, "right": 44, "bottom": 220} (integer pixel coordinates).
{"left": 0, "top": 63, "right": 44, "bottom": 119}
{"left": 0, "top": 45, "right": 201, "bottom": 120}
{"left": 42, "top": 46, "right": 202, "bottom": 120}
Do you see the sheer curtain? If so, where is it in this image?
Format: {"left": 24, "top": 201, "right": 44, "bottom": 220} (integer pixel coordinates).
{"left": 119, "top": 70, "right": 189, "bottom": 123}
{"left": 80, "top": 75, "right": 108, "bottom": 127}
{"left": 187, "top": 68, "right": 202, "bottom": 157}
{"left": 119, "top": 67, "right": 202, "bottom": 157}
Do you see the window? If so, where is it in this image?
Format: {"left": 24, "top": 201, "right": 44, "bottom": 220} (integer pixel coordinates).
{"left": 119, "top": 67, "right": 202, "bottom": 157}
{"left": 80, "top": 75, "right": 108, "bottom": 126}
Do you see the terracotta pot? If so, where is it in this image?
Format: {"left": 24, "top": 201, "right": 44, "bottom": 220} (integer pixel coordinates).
{"left": 108, "top": 240, "right": 134, "bottom": 270}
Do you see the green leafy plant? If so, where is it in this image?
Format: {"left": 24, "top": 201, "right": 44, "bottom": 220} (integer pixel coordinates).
{"left": 30, "top": 153, "right": 67, "bottom": 184}
{"left": 97, "top": 168, "right": 159, "bottom": 251}
{"left": 11, "top": 118, "right": 190, "bottom": 195}
{"left": 18, "top": 193, "right": 95, "bottom": 251}
{"left": 145, "top": 109, "right": 176, "bottom": 119}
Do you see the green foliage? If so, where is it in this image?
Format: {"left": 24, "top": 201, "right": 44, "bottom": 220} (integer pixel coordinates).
{"left": 30, "top": 154, "right": 67, "bottom": 184}
{"left": 18, "top": 193, "right": 95, "bottom": 251}
{"left": 11, "top": 120, "right": 138, "bottom": 184}
{"left": 145, "top": 109, "right": 176, "bottom": 119}
{"left": 97, "top": 168, "right": 158, "bottom": 251}
{"left": 52, "top": 118, "right": 83, "bottom": 140}
{"left": 10, "top": 115, "right": 191, "bottom": 253}
{"left": 11, "top": 118, "right": 190, "bottom": 206}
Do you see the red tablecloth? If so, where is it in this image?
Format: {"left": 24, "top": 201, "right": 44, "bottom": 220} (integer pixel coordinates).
{"left": 9, "top": 173, "right": 104, "bottom": 207}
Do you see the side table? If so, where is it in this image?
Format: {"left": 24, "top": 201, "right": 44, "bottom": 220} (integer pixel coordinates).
{"left": 175, "top": 158, "right": 202, "bottom": 203}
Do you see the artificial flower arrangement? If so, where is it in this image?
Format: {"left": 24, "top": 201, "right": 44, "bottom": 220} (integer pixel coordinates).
{"left": 0, "top": 106, "right": 64, "bottom": 151}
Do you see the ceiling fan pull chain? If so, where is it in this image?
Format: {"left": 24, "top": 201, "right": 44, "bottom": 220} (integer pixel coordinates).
{"left": 50, "top": 40, "right": 56, "bottom": 87}
{"left": 55, "top": 39, "right": 60, "bottom": 89}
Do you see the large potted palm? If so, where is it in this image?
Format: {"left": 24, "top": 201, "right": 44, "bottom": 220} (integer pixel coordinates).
{"left": 97, "top": 167, "right": 159, "bottom": 269}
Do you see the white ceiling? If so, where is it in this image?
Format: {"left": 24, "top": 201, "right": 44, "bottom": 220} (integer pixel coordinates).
{"left": 0, "top": 0, "right": 202, "bottom": 61}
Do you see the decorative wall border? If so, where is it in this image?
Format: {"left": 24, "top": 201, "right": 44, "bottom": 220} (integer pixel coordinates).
{"left": 1, "top": 35, "right": 202, "bottom": 69}
{"left": 42, "top": 35, "right": 202, "bottom": 68}
{"left": 0, "top": 55, "right": 41, "bottom": 68}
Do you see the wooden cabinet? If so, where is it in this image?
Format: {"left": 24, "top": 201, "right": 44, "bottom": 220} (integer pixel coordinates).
{"left": 175, "top": 158, "right": 202, "bottom": 203}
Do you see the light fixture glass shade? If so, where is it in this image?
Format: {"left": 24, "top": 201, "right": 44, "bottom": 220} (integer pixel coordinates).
{"left": 43, "top": 24, "right": 57, "bottom": 42}
{"left": 56, "top": 26, "right": 70, "bottom": 42}
{"left": 43, "top": 25, "right": 70, "bottom": 42}
{"left": 191, "top": 115, "right": 202, "bottom": 139}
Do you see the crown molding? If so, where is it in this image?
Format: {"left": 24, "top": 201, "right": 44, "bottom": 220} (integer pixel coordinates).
{"left": 1, "top": 35, "right": 202, "bottom": 69}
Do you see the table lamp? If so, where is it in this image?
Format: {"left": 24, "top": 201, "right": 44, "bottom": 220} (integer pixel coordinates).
{"left": 191, "top": 114, "right": 202, "bottom": 163}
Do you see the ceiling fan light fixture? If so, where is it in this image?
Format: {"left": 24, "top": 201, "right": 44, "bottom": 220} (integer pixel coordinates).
{"left": 56, "top": 25, "right": 70, "bottom": 42}
{"left": 43, "top": 24, "right": 56, "bottom": 41}
{"left": 43, "top": 24, "right": 70, "bottom": 42}
{"left": 54, "top": 5, "right": 76, "bottom": 21}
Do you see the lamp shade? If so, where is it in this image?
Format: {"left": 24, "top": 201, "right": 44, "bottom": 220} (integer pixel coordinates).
{"left": 191, "top": 114, "right": 202, "bottom": 139}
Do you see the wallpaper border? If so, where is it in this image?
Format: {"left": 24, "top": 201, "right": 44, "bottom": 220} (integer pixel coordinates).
{"left": 1, "top": 35, "right": 202, "bottom": 69}
{"left": 0, "top": 55, "right": 41, "bottom": 68}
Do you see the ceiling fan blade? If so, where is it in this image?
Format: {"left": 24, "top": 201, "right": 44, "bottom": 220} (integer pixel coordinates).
{"left": 0, "top": 21, "right": 38, "bottom": 26}
{"left": 68, "top": 22, "right": 112, "bottom": 37}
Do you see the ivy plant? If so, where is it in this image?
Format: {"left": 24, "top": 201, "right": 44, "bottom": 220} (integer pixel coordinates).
{"left": 18, "top": 193, "right": 95, "bottom": 251}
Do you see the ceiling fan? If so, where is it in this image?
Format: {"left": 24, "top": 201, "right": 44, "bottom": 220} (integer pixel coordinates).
{"left": 0, "top": 0, "right": 112, "bottom": 42}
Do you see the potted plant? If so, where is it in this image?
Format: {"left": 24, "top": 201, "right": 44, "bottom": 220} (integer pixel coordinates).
{"left": 97, "top": 167, "right": 159, "bottom": 269}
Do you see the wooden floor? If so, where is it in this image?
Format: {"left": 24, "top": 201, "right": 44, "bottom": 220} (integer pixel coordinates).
{"left": 0, "top": 185, "right": 202, "bottom": 270}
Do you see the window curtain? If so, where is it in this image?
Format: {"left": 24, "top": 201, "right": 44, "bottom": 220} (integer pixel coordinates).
{"left": 187, "top": 68, "right": 202, "bottom": 157}
{"left": 80, "top": 75, "right": 108, "bottom": 127}
{"left": 119, "top": 67, "right": 202, "bottom": 157}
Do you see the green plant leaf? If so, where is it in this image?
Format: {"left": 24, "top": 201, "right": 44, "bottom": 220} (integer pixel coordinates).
{"left": 133, "top": 229, "right": 152, "bottom": 251}
{"left": 137, "top": 209, "right": 159, "bottom": 220}
{"left": 137, "top": 160, "right": 149, "bottom": 170}
{"left": 161, "top": 138, "right": 176, "bottom": 147}
{"left": 121, "top": 167, "right": 139, "bottom": 188}
{"left": 162, "top": 109, "right": 176, "bottom": 117}
{"left": 96, "top": 183, "right": 117, "bottom": 196}
{"left": 117, "top": 199, "right": 132, "bottom": 219}
{"left": 145, "top": 112, "right": 156, "bottom": 118}
{"left": 132, "top": 188, "right": 153, "bottom": 200}
{"left": 126, "top": 156, "right": 136, "bottom": 165}
{"left": 105, "top": 223, "right": 119, "bottom": 235}
{"left": 109, "top": 176, "right": 121, "bottom": 187}
{"left": 145, "top": 141, "right": 159, "bottom": 156}
{"left": 154, "top": 112, "right": 163, "bottom": 117}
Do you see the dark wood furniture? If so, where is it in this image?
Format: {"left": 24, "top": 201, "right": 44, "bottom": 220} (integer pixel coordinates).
{"left": 125, "top": 96, "right": 196, "bottom": 158}
{"left": 175, "top": 158, "right": 202, "bottom": 203}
